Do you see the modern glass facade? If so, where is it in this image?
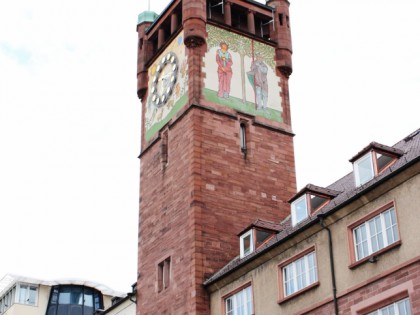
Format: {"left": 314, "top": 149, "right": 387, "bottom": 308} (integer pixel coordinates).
{"left": 46, "top": 285, "right": 104, "bottom": 315}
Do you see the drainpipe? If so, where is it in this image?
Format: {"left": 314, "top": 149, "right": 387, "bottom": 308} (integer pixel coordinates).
{"left": 317, "top": 213, "right": 339, "bottom": 315}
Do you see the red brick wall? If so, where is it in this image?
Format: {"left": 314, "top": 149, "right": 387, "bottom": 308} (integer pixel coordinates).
{"left": 192, "top": 108, "right": 296, "bottom": 313}
{"left": 137, "top": 106, "right": 296, "bottom": 314}
{"left": 137, "top": 110, "right": 196, "bottom": 314}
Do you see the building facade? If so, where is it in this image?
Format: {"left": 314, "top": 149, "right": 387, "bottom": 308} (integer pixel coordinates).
{"left": 97, "top": 297, "right": 136, "bottom": 315}
{"left": 98, "top": 284, "right": 136, "bottom": 315}
{"left": 204, "top": 129, "right": 420, "bottom": 314}
{"left": 0, "top": 274, "right": 122, "bottom": 315}
{"left": 136, "top": 0, "right": 296, "bottom": 314}
{"left": 135, "top": 1, "right": 420, "bottom": 315}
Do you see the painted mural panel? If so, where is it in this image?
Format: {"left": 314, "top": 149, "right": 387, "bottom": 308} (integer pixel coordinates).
{"left": 204, "top": 25, "right": 282, "bottom": 122}
{"left": 145, "top": 32, "right": 188, "bottom": 140}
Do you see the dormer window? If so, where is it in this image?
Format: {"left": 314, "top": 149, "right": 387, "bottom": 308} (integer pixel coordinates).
{"left": 239, "top": 220, "right": 280, "bottom": 258}
{"left": 240, "top": 230, "right": 254, "bottom": 258}
{"left": 353, "top": 153, "right": 374, "bottom": 186}
{"left": 350, "top": 142, "right": 403, "bottom": 187}
{"left": 291, "top": 195, "right": 308, "bottom": 226}
{"left": 289, "top": 185, "right": 340, "bottom": 227}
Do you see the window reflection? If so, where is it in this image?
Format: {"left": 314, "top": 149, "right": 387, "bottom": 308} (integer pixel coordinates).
{"left": 46, "top": 285, "right": 103, "bottom": 315}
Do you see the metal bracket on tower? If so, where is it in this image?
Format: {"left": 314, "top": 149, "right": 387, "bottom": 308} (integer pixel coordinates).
{"left": 260, "top": 9, "right": 275, "bottom": 37}
{"left": 260, "top": 10, "right": 276, "bottom": 37}
{"left": 208, "top": 0, "right": 224, "bottom": 19}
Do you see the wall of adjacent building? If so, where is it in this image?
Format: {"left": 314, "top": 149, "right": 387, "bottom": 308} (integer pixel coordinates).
{"left": 209, "top": 167, "right": 420, "bottom": 314}
{"left": 3, "top": 284, "right": 116, "bottom": 315}
{"left": 3, "top": 284, "right": 50, "bottom": 315}
{"left": 103, "top": 299, "right": 136, "bottom": 315}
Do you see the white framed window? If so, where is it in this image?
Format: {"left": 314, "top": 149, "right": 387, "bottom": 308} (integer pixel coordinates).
{"left": 225, "top": 285, "right": 253, "bottom": 315}
{"left": 17, "top": 284, "right": 38, "bottom": 305}
{"left": 353, "top": 207, "right": 399, "bottom": 261}
{"left": 282, "top": 251, "right": 317, "bottom": 297}
{"left": 367, "top": 298, "right": 411, "bottom": 315}
{"left": 240, "top": 230, "right": 254, "bottom": 258}
{"left": 353, "top": 150, "right": 398, "bottom": 187}
{"left": 354, "top": 153, "right": 374, "bottom": 186}
{"left": 291, "top": 195, "right": 308, "bottom": 226}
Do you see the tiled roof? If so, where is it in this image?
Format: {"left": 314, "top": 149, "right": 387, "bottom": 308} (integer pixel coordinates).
{"left": 237, "top": 219, "right": 282, "bottom": 236}
{"left": 204, "top": 128, "right": 420, "bottom": 286}
{"left": 349, "top": 141, "right": 404, "bottom": 162}
{"left": 0, "top": 274, "right": 125, "bottom": 298}
{"left": 288, "top": 183, "right": 341, "bottom": 203}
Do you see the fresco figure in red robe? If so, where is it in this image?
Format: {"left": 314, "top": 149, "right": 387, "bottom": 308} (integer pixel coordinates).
{"left": 216, "top": 42, "right": 233, "bottom": 98}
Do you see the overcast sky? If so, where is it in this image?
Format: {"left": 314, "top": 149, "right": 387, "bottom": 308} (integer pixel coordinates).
{"left": 0, "top": 0, "right": 418, "bottom": 293}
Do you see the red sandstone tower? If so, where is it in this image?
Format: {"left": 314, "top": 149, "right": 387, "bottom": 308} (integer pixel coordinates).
{"left": 136, "top": 0, "right": 295, "bottom": 313}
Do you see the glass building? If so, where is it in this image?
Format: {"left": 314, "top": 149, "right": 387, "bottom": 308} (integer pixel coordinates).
{"left": 46, "top": 285, "right": 104, "bottom": 315}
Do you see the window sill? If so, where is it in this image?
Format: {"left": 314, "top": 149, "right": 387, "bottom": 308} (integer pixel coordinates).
{"left": 349, "top": 240, "right": 401, "bottom": 269}
{"left": 278, "top": 281, "right": 319, "bottom": 304}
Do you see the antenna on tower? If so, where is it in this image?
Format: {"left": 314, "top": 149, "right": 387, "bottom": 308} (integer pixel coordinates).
{"left": 148, "top": 0, "right": 151, "bottom": 11}
{"left": 208, "top": 0, "right": 224, "bottom": 19}
{"left": 260, "top": 8, "right": 275, "bottom": 37}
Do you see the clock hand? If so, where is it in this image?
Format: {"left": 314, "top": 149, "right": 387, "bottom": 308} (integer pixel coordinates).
{"left": 159, "top": 73, "right": 171, "bottom": 81}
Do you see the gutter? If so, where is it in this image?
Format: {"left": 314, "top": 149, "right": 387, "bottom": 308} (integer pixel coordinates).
{"left": 318, "top": 213, "right": 339, "bottom": 315}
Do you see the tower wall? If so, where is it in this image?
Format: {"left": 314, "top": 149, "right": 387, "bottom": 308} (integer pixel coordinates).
{"left": 138, "top": 106, "right": 296, "bottom": 314}
{"left": 138, "top": 111, "right": 196, "bottom": 314}
{"left": 183, "top": 0, "right": 207, "bottom": 48}
{"left": 136, "top": 1, "right": 296, "bottom": 313}
{"left": 267, "top": 0, "right": 293, "bottom": 75}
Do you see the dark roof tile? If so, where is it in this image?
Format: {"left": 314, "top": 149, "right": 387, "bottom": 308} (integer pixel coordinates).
{"left": 349, "top": 141, "right": 404, "bottom": 163}
{"left": 288, "top": 184, "right": 341, "bottom": 203}
{"left": 237, "top": 219, "right": 282, "bottom": 236}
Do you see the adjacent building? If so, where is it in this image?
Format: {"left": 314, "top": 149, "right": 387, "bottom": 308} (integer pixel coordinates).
{"left": 0, "top": 274, "right": 123, "bottom": 315}
{"left": 97, "top": 284, "right": 136, "bottom": 315}
{"left": 204, "top": 128, "right": 420, "bottom": 314}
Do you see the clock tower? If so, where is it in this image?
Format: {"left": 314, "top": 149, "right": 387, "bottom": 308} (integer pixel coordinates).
{"left": 136, "top": 0, "right": 296, "bottom": 314}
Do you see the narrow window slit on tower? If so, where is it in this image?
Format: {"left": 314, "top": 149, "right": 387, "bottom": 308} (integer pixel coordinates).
{"left": 158, "top": 257, "right": 171, "bottom": 292}
{"left": 161, "top": 130, "right": 168, "bottom": 167}
{"left": 279, "top": 14, "right": 284, "bottom": 26}
{"left": 240, "top": 123, "right": 247, "bottom": 155}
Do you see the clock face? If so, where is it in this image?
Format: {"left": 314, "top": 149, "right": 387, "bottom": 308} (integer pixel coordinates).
{"left": 150, "top": 52, "right": 178, "bottom": 108}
